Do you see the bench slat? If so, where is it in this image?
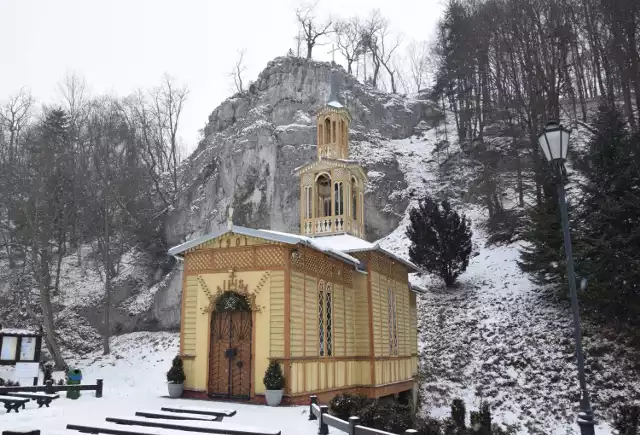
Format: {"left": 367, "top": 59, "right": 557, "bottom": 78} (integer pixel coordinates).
{"left": 7, "top": 392, "right": 59, "bottom": 399}
{"left": 67, "top": 423, "right": 195, "bottom": 435}
{"left": 135, "top": 411, "right": 221, "bottom": 422}
{"left": 0, "top": 395, "right": 30, "bottom": 402}
{"left": 105, "top": 416, "right": 280, "bottom": 435}
{"left": 160, "top": 406, "right": 236, "bottom": 417}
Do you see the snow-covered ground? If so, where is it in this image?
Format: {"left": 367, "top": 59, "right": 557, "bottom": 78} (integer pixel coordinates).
{"left": 375, "top": 130, "right": 620, "bottom": 434}
{"left": 0, "top": 332, "right": 317, "bottom": 435}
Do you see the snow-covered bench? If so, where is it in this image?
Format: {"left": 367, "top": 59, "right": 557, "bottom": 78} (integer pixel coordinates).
{"left": 0, "top": 395, "right": 30, "bottom": 413}
{"left": 103, "top": 416, "right": 280, "bottom": 435}
{"left": 66, "top": 423, "right": 203, "bottom": 435}
{"left": 7, "top": 392, "right": 59, "bottom": 408}
{"left": 160, "top": 405, "right": 236, "bottom": 419}
{"left": 135, "top": 410, "right": 223, "bottom": 422}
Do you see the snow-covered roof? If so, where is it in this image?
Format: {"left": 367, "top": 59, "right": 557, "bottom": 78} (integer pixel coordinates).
{"left": 311, "top": 233, "right": 422, "bottom": 273}
{"left": 168, "top": 225, "right": 363, "bottom": 271}
{"left": 0, "top": 328, "right": 40, "bottom": 336}
{"left": 327, "top": 101, "right": 344, "bottom": 108}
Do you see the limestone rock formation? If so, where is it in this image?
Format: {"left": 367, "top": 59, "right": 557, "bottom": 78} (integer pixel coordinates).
{"left": 165, "top": 57, "right": 433, "bottom": 248}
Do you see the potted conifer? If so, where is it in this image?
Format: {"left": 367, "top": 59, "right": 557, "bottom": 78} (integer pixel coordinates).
{"left": 263, "top": 359, "right": 285, "bottom": 406}
{"left": 166, "top": 355, "right": 186, "bottom": 398}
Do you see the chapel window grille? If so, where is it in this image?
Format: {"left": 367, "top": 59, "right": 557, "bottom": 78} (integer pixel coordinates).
{"left": 388, "top": 287, "right": 399, "bottom": 355}
{"left": 326, "top": 284, "right": 333, "bottom": 356}
{"left": 318, "top": 281, "right": 325, "bottom": 356}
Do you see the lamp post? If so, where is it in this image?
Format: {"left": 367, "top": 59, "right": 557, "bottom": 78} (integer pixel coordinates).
{"left": 537, "top": 121, "right": 596, "bottom": 435}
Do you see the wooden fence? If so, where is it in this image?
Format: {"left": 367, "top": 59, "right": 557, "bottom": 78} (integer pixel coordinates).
{"left": 0, "top": 379, "right": 103, "bottom": 398}
{"left": 308, "top": 396, "right": 418, "bottom": 435}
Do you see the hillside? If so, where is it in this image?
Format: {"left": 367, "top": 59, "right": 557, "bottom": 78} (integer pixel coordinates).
{"left": 1, "top": 57, "right": 636, "bottom": 433}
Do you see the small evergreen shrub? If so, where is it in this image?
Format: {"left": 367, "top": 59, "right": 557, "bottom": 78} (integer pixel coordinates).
{"left": 329, "top": 393, "right": 372, "bottom": 420}
{"left": 366, "top": 402, "right": 413, "bottom": 434}
{"left": 166, "top": 355, "right": 186, "bottom": 384}
{"left": 451, "top": 399, "right": 466, "bottom": 429}
{"left": 0, "top": 378, "right": 20, "bottom": 387}
{"left": 263, "top": 359, "right": 285, "bottom": 390}
{"left": 613, "top": 404, "right": 640, "bottom": 435}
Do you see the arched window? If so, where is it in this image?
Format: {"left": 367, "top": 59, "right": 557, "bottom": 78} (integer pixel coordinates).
{"left": 334, "top": 182, "right": 343, "bottom": 215}
{"left": 351, "top": 177, "right": 357, "bottom": 220}
{"left": 318, "top": 124, "right": 324, "bottom": 146}
{"left": 304, "top": 186, "right": 312, "bottom": 219}
{"left": 332, "top": 121, "right": 337, "bottom": 143}
{"left": 316, "top": 174, "right": 331, "bottom": 217}
{"left": 318, "top": 280, "right": 333, "bottom": 357}
{"left": 324, "top": 118, "right": 331, "bottom": 144}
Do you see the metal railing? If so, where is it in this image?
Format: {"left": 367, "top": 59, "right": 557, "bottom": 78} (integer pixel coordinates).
{"left": 308, "top": 395, "right": 417, "bottom": 435}
{"left": 0, "top": 379, "right": 103, "bottom": 397}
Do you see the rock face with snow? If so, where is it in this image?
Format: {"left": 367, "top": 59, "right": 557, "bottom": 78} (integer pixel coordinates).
{"left": 164, "top": 56, "right": 434, "bottom": 248}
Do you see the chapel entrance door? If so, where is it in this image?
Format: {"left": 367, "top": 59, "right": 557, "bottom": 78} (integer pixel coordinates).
{"left": 208, "top": 292, "right": 252, "bottom": 399}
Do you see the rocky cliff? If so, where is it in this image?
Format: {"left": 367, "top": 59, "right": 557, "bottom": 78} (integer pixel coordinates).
{"left": 164, "top": 57, "right": 435, "bottom": 248}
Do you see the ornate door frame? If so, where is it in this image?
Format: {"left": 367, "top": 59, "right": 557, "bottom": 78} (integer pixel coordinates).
{"left": 201, "top": 271, "right": 262, "bottom": 400}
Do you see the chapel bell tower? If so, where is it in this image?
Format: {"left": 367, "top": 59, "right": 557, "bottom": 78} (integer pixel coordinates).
{"left": 295, "top": 72, "right": 368, "bottom": 239}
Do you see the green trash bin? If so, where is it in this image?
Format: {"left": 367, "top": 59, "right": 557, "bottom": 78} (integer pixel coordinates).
{"left": 66, "top": 368, "right": 82, "bottom": 400}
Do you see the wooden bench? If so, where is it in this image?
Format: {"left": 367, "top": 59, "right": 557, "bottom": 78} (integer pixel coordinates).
{"left": 0, "top": 395, "right": 30, "bottom": 413}
{"left": 160, "top": 406, "right": 236, "bottom": 418}
{"left": 67, "top": 423, "right": 203, "bottom": 435}
{"left": 135, "top": 410, "right": 223, "bottom": 422}
{"left": 104, "top": 416, "right": 280, "bottom": 435}
{"left": 7, "top": 392, "right": 59, "bottom": 408}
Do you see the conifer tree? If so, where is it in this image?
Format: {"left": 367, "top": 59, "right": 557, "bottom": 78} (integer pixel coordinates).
{"left": 406, "top": 196, "right": 473, "bottom": 287}
{"left": 578, "top": 102, "right": 640, "bottom": 321}
{"left": 517, "top": 179, "right": 569, "bottom": 290}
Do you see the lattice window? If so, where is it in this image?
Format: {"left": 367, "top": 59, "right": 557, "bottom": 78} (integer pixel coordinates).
{"left": 318, "top": 280, "right": 325, "bottom": 356}
{"left": 326, "top": 283, "right": 333, "bottom": 357}
{"left": 388, "top": 287, "right": 399, "bottom": 355}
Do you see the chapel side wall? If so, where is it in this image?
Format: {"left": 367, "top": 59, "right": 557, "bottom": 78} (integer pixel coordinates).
{"left": 409, "top": 291, "right": 418, "bottom": 377}
{"left": 369, "top": 252, "right": 415, "bottom": 388}
{"left": 287, "top": 247, "right": 365, "bottom": 396}
{"left": 181, "top": 274, "right": 199, "bottom": 390}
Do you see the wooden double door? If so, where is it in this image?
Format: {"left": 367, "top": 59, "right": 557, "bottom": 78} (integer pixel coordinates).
{"left": 208, "top": 310, "right": 252, "bottom": 399}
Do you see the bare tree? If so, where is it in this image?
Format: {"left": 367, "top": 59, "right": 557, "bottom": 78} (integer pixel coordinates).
{"left": 229, "top": 49, "right": 248, "bottom": 93}
{"left": 360, "top": 10, "right": 385, "bottom": 88}
{"left": 406, "top": 40, "right": 431, "bottom": 92}
{"left": 295, "top": 1, "right": 333, "bottom": 59}
{"left": 334, "top": 18, "right": 362, "bottom": 74}
{"left": 0, "top": 89, "right": 34, "bottom": 266}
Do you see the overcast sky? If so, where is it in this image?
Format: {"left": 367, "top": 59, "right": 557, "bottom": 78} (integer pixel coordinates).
{"left": 1, "top": 0, "right": 444, "bottom": 155}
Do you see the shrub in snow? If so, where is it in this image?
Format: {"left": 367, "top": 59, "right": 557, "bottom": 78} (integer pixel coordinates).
{"left": 329, "top": 393, "right": 372, "bottom": 420}
{"left": 613, "top": 403, "right": 639, "bottom": 435}
{"left": 406, "top": 196, "right": 473, "bottom": 287}
{"left": 0, "top": 378, "right": 20, "bottom": 386}
{"left": 262, "top": 359, "right": 285, "bottom": 390}
{"left": 451, "top": 398, "right": 466, "bottom": 430}
{"left": 166, "top": 355, "right": 186, "bottom": 384}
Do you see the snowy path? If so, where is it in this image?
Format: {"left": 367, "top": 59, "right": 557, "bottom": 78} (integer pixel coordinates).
{"left": 0, "top": 332, "right": 316, "bottom": 435}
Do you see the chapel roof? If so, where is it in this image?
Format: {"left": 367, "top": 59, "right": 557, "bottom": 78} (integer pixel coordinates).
{"left": 168, "top": 226, "right": 423, "bottom": 281}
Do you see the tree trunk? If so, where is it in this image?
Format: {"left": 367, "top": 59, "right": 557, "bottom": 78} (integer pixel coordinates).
{"left": 36, "top": 252, "right": 66, "bottom": 369}
{"left": 103, "top": 185, "right": 111, "bottom": 356}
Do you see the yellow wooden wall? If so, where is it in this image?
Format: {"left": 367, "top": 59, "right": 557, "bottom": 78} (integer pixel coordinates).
{"left": 287, "top": 268, "right": 369, "bottom": 395}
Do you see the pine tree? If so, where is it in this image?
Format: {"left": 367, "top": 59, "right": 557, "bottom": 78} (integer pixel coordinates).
{"left": 406, "top": 196, "right": 473, "bottom": 287}
{"left": 263, "top": 359, "right": 285, "bottom": 390}
{"left": 166, "top": 355, "right": 186, "bottom": 384}
{"left": 518, "top": 179, "right": 568, "bottom": 290}
{"left": 578, "top": 102, "right": 640, "bottom": 322}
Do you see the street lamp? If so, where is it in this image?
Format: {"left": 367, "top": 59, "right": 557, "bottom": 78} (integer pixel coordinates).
{"left": 538, "top": 120, "right": 596, "bottom": 435}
